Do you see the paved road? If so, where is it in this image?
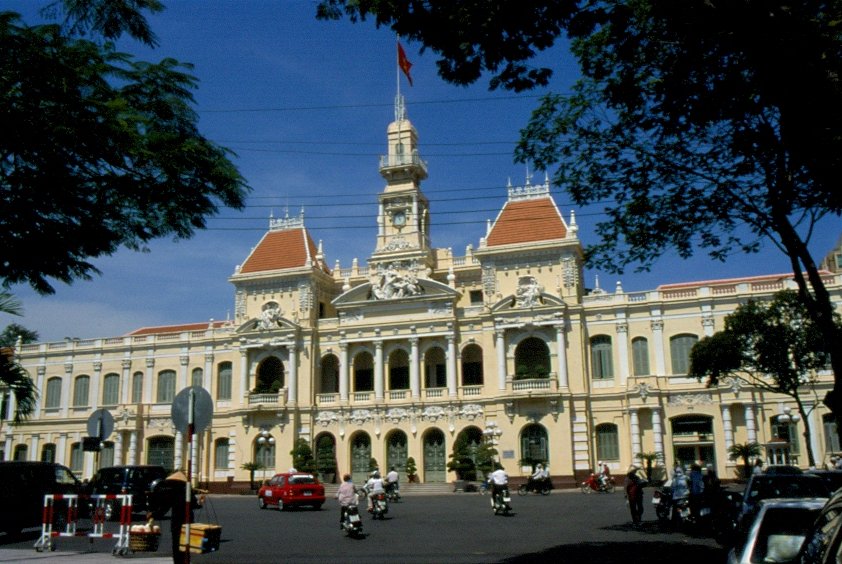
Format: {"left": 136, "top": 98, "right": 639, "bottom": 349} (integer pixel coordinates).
{"left": 0, "top": 490, "right": 727, "bottom": 564}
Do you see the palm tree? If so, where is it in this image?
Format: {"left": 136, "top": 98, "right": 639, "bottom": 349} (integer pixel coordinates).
{"left": 241, "top": 461, "right": 265, "bottom": 490}
{"left": 635, "top": 451, "right": 663, "bottom": 483}
{"left": 728, "top": 442, "right": 763, "bottom": 479}
{"left": 0, "top": 292, "right": 38, "bottom": 424}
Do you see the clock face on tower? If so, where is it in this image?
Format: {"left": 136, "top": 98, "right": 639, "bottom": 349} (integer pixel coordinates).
{"left": 392, "top": 210, "right": 406, "bottom": 227}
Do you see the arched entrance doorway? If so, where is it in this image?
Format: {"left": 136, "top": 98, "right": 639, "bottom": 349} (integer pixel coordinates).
{"left": 350, "top": 432, "right": 372, "bottom": 484}
{"left": 671, "top": 414, "right": 715, "bottom": 469}
{"left": 423, "top": 428, "right": 446, "bottom": 482}
{"left": 386, "top": 430, "right": 408, "bottom": 473}
{"left": 314, "top": 433, "right": 337, "bottom": 483}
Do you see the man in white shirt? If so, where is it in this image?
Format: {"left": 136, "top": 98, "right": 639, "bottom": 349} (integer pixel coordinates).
{"left": 489, "top": 464, "right": 508, "bottom": 497}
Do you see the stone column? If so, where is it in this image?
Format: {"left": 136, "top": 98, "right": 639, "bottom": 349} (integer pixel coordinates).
{"left": 61, "top": 364, "right": 72, "bottom": 418}
{"left": 204, "top": 351, "right": 214, "bottom": 391}
{"left": 339, "top": 342, "right": 349, "bottom": 401}
{"left": 57, "top": 433, "right": 68, "bottom": 467}
{"left": 287, "top": 344, "right": 298, "bottom": 405}
{"left": 30, "top": 434, "right": 39, "bottom": 462}
{"left": 120, "top": 360, "right": 131, "bottom": 405}
{"left": 90, "top": 361, "right": 102, "bottom": 410}
{"left": 374, "top": 340, "right": 384, "bottom": 401}
{"left": 144, "top": 358, "right": 155, "bottom": 404}
{"left": 745, "top": 404, "right": 758, "bottom": 443}
{"left": 128, "top": 431, "right": 138, "bottom": 466}
{"left": 721, "top": 404, "right": 734, "bottom": 450}
{"left": 179, "top": 354, "right": 189, "bottom": 393}
{"left": 555, "top": 323, "right": 568, "bottom": 388}
{"left": 446, "top": 334, "right": 457, "bottom": 397}
{"left": 410, "top": 337, "right": 420, "bottom": 399}
{"left": 114, "top": 432, "right": 123, "bottom": 466}
{"left": 35, "top": 366, "right": 46, "bottom": 416}
{"left": 616, "top": 322, "right": 629, "bottom": 385}
{"left": 651, "top": 319, "right": 666, "bottom": 376}
{"left": 652, "top": 408, "right": 664, "bottom": 456}
{"left": 629, "top": 408, "right": 641, "bottom": 459}
{"left": 3, "top": 435, "right": 12, "bottom": 461}
{"left": 239, "top": 349, "right": 249, "bottom": 401}
{"left": 496, "top": 330, "right": 507, "bottom": 391}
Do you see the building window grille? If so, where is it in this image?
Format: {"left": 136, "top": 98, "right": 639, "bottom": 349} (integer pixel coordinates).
{"left": 596, "top": 424, "right": 620, "bottom": 461}
{"left": 590, "top": 336, "right": 613, "bottom": 380}
{"left": 102, "top": 373, "right": 119, "bottom": 406}
{"left": 632, "top": 337, "right": 650, "bottom": 376}
{"left": 670, "top": 334, "right": 699, "bottom": 375}
{"left": 73, "top": 375, "right": 90, "bottom": 407}
{"left": 157, "top": 370, "right": 176, "bottom": 404}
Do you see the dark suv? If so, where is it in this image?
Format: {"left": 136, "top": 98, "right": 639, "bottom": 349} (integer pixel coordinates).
{"left": 85, "top": 465, "right": 167, "bottom": 520}
{"left": 0, "top": 461, "right": 81, "bottom": 535}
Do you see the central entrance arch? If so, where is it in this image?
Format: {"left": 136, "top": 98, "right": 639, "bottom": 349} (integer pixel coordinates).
{"left": 423, "top": 428, "right": 446, "bottom": 482}
{"left": 350, "top": 432, "right": 372, "bottom": 484}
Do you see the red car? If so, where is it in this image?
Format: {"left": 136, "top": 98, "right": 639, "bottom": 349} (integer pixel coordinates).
{"left": 258, "top": 472, "right": 325, "bottom": 511}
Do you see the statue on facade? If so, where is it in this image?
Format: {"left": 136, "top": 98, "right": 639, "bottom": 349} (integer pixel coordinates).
{"left": 370, "top": 267, "right": 423, "bottom": 300}
{"left": 515, "top": 276, "right": 543, "bottom": 308}
{"left": 257, "top": 304, "right": 283, "bottom": 330}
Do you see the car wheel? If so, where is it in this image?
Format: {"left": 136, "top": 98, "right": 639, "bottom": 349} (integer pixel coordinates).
{"left": 258, "top": 497, "right": 267, "bottom": 510}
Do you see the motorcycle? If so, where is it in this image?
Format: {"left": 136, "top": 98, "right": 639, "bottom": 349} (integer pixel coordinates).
{"left": 518, "top": 478, "right": 552, "bottom": 496}
{"left": 580, "top": 473, "right": 615, "bottom": 493}
{"left": 652, "top": 486, "right": 693, "bottom": 529}
{"left": 341, "top": 502, "right": 364, "bottom": 538}
{"left": 491, "top": 485, "right": 512, "bottom": 515}
{"left": 385, "top": 481, "right": 401, "bottom": 503}
{"left": 369, "top": 491, "right": 388, "bottom": 520}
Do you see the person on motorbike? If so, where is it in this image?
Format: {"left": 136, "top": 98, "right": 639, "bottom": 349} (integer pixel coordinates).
{"left": 386, "top": 466, "right": 399, "bottom": 496}
{"left": 335, "top": 473, "right": 356, "bottom": 529}
{"left": 364, "top": 471, "right": 386, "bottom": 512}
{"left": 671, "top": 467, "right": 689, "bottom": 501}
{"left": 597, "top": 461, "right": 611, "bottom": 489}
{"left": 489, "top": 463, "right": 509, "bottom": 500}
{"left": 527, "top": 463, "right": 545, "bottom": 491}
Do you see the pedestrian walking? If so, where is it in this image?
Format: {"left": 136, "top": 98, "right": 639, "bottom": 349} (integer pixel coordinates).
{"left": 624, "top": 465, "right": 646, "bottom": 525}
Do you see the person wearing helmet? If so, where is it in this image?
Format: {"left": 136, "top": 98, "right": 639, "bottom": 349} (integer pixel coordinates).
{"left": 597, "top": 461, "right": 610, "bottom": 489}
{"left": 364, "top": 471, "right": 386, "bottom": 512}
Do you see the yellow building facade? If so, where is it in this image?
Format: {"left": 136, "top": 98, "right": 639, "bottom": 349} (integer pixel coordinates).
{"left": 6, "top": 98, "right": 842, "bottom": 488}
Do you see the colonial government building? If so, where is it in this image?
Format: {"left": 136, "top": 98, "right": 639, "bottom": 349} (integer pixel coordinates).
{"left": 6, "top": 98, "right": 842, "bottom": 489}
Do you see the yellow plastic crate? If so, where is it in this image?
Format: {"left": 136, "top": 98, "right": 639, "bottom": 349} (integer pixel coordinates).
{"left": 179, "top": 523, "right": 221, "bottom": 554}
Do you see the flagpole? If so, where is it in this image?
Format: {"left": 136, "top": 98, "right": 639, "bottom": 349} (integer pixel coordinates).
{"left": 396, "top": 34, "right": 401, "bottom": 103}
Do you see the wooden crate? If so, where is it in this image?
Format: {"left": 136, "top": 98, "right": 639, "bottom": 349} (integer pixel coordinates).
{"left": 128, "top": 532, "right": 161, "bottom": 552}
{"left": 179, "top": 523, "right": 221, "bottom": 554}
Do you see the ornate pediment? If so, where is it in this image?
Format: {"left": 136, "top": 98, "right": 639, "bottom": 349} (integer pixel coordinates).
{"left": 332, "top": 277, "right": 459, "bottom": 307}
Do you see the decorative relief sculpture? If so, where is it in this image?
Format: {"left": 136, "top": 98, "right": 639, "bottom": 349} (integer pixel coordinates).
{"left": 315, "top": 411, "right": 339, "bottom": 427}
{"left": 668, "top": 393, "right": 714, "bottom": 406}
{"left": 257, "top": 303, "right": 283, "bottom": 330}
{"left": 370, "top": 265, "right": 423, "bottom": 300}
{"left": 349, "top": 409, "right": 374, "bottom": 425}
{"left": 385, "top": 408, "right": 410, "bottom": 424}
{"left": 461, "top": 404, "right": 483, "bottom": 420}
{"left": 515, "top": 275, "right": 544, "bottom": 308}
{"left": 422, "top": 406, "right": 446, "bottom": 421}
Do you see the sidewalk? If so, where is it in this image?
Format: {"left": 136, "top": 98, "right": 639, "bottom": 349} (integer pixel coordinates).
{"left": 0, "top": 547, "right": 171, "bottom": 563}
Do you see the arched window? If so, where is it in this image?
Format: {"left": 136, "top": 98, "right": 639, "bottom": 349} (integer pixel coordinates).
{"left": 514, "top": 337, "right": 551, "bottom": 380}
{"left": 632, "top": 337, "right": 650, "bottom": 376}
{"left": 217, "top": 362, "right": 232, "bottom": 400}
{"left": 320, "top": 355, "right": 339, "bottom": 394}
{"left": 596, "top": 423, "right": 620, "bottom": 461}
{"left": 102, "top": 373, "right": 120, "bottom": 406}
{"left": 461, "top": 344, "right": 484, "bottom": 386}
{"left": 424, "top": 347, "right": 446, "bottom": 388}
{"left": 156, "top": 370, "right": 176, "bottom": 403}
{"left": 45, "top": 377, "right": 62, "bottom": 409}
{"left": 353, "top": 352, "right": 374, "bottom": 392}
{"left": 215, "top": 438, "right": 230, "bottom": 470}
{"left": 73, "top": 375, "right": 90, "bottom": 407}
{"left": 13, "top": 444, "right": 27, "bottom": 461}
{"left": 590, "top": 335, "right": 613, "bottom": 380}
{"left": 670, "top": 334, "right": 699, "bottom": 375}
{"left": 131, "top": 372, "right": 143, "bottom": 403}
{"left": 255, "top": 357, "right": 283, "bottom": 393}
{"left": 824, "top": 414, "right": 841, "bottom": 454}
{"left": 147, "top": 436, "right": 174, "bottom": 469}
{"left": 41, "top": 443, "right": 56, "bottom": 463}
{"left": 191, "top": 368, "right": 203, "bottom": 388}
{"left": 388, "top": 349, "right": 409, "bottom": 390}
{"left": 520, "top": 424, "right": 549, "bottom": 465}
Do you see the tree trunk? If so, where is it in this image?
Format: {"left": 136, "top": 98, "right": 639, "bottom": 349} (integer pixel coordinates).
{"left": 794, "top": 396, "right": 817, "bottom": 468}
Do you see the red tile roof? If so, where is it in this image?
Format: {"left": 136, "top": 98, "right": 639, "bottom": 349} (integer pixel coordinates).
{"left": 239, "top": 228, "right": 325, "bottom": 274}
{"left": 485, "top": 197, "right": 567, "bottom": 247}
{"left": 127, "top": 321, "right": 228, "bottom": 336}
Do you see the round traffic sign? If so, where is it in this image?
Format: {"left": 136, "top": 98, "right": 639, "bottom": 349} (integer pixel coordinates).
{"left": 171, "top": 386, "right": 214, "bottom": 434}
{"left": 86, "top": 408, "right": 114, "bottom": 440}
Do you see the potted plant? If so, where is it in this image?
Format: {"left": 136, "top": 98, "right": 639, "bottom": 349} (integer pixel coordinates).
{"left": 405, "top": 457, "right": 418, "bottom": 483}
{"left": 290, "top": 438, "right": 316, "bottom": 473}
{"left": 315, "top": 437, "right": 337, "bottom": 483}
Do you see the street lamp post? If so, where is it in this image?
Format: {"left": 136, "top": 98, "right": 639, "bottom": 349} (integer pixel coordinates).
{"left": 483, "top": 422, "right": 503, "bottom": 462}
{"left": 257, "top": 429, "right": 275, "bottom": 482}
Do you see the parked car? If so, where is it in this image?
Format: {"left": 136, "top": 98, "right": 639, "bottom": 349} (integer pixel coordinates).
{"left": 84, "top": 465, "right": 167, "bottom": 520}
{"left": 806, "top": 470, "right": 842, "bottom": 495}
{"left": 258, "top": 472, "right": 325, "bottom": 511}
{"left": 727, "top": 498, "right": 827, "bottom": 564}
{"left": 0, "top": 461, "right": 82, "bottom": 535}
{"left": 763, "top": 465, "right": 803, "bottom": 475}
{"left": 798, "top": 488, "right": 842, "bottom": 563}
{"left": 738, "top": 472, "right": 830, "bottom": 533}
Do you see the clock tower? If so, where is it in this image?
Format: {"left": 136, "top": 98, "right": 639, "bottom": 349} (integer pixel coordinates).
{"left": 370, "top": 95, "right": 433, "bottom": 276}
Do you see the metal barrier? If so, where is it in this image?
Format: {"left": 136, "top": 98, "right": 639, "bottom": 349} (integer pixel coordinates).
{"left": 34, "top": 493, "right": 133, "bottom": 555}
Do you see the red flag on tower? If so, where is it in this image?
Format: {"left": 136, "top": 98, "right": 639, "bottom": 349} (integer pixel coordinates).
{"left": 398, "top": 42, "right": 413, "bottom": 86}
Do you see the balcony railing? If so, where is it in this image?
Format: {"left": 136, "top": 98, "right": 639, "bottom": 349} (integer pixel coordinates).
{"left": 511, "top": 378, "right": 557, "bottom": 393}
{"left": 247, "top": 391, "right": 286, "bottom": 406}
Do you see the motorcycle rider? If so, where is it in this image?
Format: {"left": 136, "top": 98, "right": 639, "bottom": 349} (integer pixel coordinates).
{"left": 386, "top": 466, "right": 400, "bottom": 497}
{"left": 489, "top": 463, "right": 509, "bottom": 503}
{"left": 364, "top": 471, "right": 386, "bottom": 513}
{"left": 335, "top": 473, "right": 356, "bottom": 529}
{"left": 597, "top": 461, "right": 611, "bottom": 489}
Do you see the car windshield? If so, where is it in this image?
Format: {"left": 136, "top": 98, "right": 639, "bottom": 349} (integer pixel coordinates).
{"left": 747, "top": 476, "right": 829, "bottom": 502}
{"left": 289, "top": 475, "right": 316, "bottom": 484}
{"left": 749, "top": 506, "right": 822, "bottom": 563}
{"left": 96, "top": 468, "right": 126, "bottom": 485}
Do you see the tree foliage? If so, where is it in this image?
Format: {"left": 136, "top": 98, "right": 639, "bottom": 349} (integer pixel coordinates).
{"left": 1, "top": 3, "right": 249, "bottom": 295}
{"left": 316, "top": 0, "right": 842, "bottom": 419}
{"left": 728, "top": 442, "right": 763, "bottom": 480}
{"left": 0, "top": 323, "right": 39, "bottom": 348}
{"left": 689, "top": 290, "right": 837, "bottom": 466}
{"left": 290, "top": 438, "right": 316, "bottom": 473}
{"left": 0, "top": 292, "right": 37, "bottom": 423}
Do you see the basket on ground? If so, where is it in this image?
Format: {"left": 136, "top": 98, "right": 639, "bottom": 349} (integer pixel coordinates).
{"left": 128, "top": 531, "right": 161, "bottom": 552}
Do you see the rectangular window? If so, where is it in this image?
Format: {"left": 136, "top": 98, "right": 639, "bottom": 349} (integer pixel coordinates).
{"left": 670, "top": 335, "right": 699, "bottom": 375}
{"left": 45, "top": 378, "right": 62, "bottom": 409}
{"left": 70, "top": 442, "right": 84, "bottom": 472}
{"left": 73, "top": 376, "right": 90, "bottom": 407}
{"left": 217, "top": 362, "right": 232, "bottom": 400}
{"left": 132, "top": 373, "right": 143, "bottom": 403}
{"left": 591, "top": 336, "right": 613, "bottom": 380}
{"left": 157, "top": 370, "right": 176, "bottom": 403}
{"left": 824, "top": 415, "right": 841, "bottom": 454}
{"left": 192, "top": 368, "right": 204, "bottom": 388}
{"left": 469, "top": 290, "right": 483, "bottom": 305}
{"left": 102, "top": 374, "right": 119, "bottom": 406}
{"left": 596, "top": 426, "right": 620, "bottom": 460}
{"left": 215, "top": 439, "right": 230, "bottom": 470}
{"left": 632, "top": 338, "right": 650, "bottom": 376}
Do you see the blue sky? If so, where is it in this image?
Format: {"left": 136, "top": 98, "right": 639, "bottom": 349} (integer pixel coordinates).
{"left": 2, "top": 0, "right": 839, "bottom": 343}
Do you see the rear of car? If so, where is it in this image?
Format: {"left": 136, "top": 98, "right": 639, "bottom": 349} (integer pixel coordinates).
{"left": 739, "top": 473, "right": 830, "bottom": 532}
{"left": 728, "top": 498, "right": 826, "bottom": 564}
{"left": 0, "top": 461, "right": 81, "bottom": 535}
{"left": 86, "top": 465, "right": 167, "bottom": 519}
{"left": 258, "top": 472, "right": 325, "bottom": 510}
